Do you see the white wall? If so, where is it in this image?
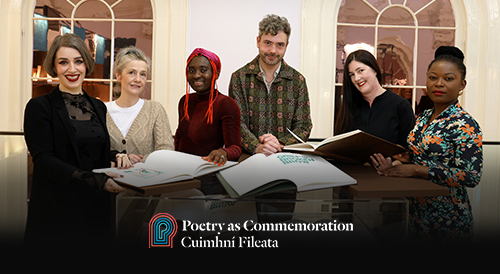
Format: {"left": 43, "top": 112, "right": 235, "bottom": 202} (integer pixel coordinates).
{"left": 188, "top": 0, "right": 303, "bottom": 95}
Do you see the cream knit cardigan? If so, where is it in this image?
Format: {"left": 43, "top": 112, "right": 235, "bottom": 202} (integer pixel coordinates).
{"left": 106, "top": 100, "right": 174, "bottom": 161}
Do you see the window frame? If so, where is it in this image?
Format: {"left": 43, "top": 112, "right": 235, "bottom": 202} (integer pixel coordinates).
{"left": 335, "top": 0, "right": 457, "bottom": 113}
{"left": 301, "top": 0, "right": 463, "bottom": 139}
{"left": 31, "top": 0, "right": 154, "bottom": 102}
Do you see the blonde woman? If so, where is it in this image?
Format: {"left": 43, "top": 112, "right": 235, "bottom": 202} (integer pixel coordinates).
{"left": 106, "top": 46, "right": 174, "bottom": 164}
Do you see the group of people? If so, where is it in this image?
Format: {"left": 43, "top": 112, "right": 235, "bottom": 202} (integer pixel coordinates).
{"left": 23, "top": 14, "right": 482, "bottom": 247}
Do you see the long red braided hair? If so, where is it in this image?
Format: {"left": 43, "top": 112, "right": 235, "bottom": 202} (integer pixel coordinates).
{"left": 182, "top": 48, "right": 221, "bottom": 124}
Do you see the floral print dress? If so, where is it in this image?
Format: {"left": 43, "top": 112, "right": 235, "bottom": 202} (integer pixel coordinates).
{"left": 407, "top": 100, "right": 483, "bottom": 244}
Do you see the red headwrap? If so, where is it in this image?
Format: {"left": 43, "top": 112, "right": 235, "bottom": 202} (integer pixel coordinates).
{"left": 182, "top": 48, "right": 221, "bottom": 124}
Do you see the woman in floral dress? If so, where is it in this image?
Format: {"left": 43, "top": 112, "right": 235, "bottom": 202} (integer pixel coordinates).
{"left": 371, "top": 46, "right": 483, "bottom": 245}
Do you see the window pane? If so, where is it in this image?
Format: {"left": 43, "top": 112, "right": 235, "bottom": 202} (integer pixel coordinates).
{"left": 114, "top": 22, "right": 153, "bottom": 80}
{"left": 75, "top": 21, "right": 113, "bottom": 80}
{"left": 32, "top": 80, "right": 56, "bottom": 98}
{"left": 74, "top": 1, "right": 112, "bottom": 19}
{"left": 364, "top": 0, "right": 389, "bottom": 11}
{"left": 34, "top": 0, "right": 75, "bottom": 18}
{"left": 379, "top": 6, "right": 414, "bottom": 26}
{"left": 377, "top": 27, "right": 414, "bottom": 85}
{"left": 406, "top": 0, "right": 433, "bottom": 13}
{"left": 83, "top": 81, "right": 112, "bottom": 102}
{"left": 416, "top": 0, "right": 455, "bottom": 27}
{"left": 338, "top": 0, "right": 379, "bottom": 24}
{"left": 416, "top": 28, "right": 455, "bottom": 86}
{"left": 390, "top": 0, "right": 405, "bottom": 5}
{"left": 112, "top": 0, "right": 153, "bottom": 19}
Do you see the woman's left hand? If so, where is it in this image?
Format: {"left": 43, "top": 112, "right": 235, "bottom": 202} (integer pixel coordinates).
{"left": 377, "top": 164, "right": 419, "bottom": 178}
{"left": 115, "top": 153, "right": 133, "bottom": 169}
{"left": 202, "top": 149, "right": 228, "bottom": 166}
{"left": 103, "top": 172, "right": 126, "bottom": 193}
{"left": 128, "top": 154, "right": 144, "bottom": 165}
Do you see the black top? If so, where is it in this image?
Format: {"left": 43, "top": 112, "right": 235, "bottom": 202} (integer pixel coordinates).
{"left": 23, "top": 86, "right": 113, "bottom": 246}
{"left": 62, "top": 92, "right": 107, "bottom": 172}
{"left": 353, "top": 89, "right": 415, "bottom": 148}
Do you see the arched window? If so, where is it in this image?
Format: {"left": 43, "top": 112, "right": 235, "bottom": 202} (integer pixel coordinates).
{"left": 336, "top": 0, "right": 456, "bottom": 117}
{"left": 32, "top": 0, "right": 153, "bottom": 101}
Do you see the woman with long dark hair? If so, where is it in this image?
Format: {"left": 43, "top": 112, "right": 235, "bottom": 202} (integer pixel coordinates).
{"left": 335, "top": 49, "right": 415, "bottom": 148}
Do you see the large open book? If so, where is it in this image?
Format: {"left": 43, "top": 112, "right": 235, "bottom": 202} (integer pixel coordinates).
{"left": 94, "top": 150, "right": 237, "bottom": 189}
{"left": 283, "top": 129, "right": 407, "bottom": 164}
{"left": 216, "top": 153, "right": 356, "bottom": 198}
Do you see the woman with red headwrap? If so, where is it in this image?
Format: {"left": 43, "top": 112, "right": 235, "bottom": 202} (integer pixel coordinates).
{"left": 175, "top": 48, "right": 242, "bottom": 170}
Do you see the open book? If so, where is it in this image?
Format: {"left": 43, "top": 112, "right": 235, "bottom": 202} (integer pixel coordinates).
{"left": 283, "top": 129, "right": 407, "bottom": 164}
{"left": 216, "top": 153, "right": 356, "bottom": 198}
{"left": 94, "top": 150, "right": 237, "bottom": 188}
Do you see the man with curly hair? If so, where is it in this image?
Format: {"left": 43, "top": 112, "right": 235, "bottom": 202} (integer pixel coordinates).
{"left": 229, "top": 14, "right": 313, "bottom": 156}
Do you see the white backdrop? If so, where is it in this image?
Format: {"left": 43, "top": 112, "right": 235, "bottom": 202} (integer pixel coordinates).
{"left": 188, "top": 0, "right": 303, "bottom": 95}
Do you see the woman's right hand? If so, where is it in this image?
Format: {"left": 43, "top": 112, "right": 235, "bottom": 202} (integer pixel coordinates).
{"left": 202, "top": 149, "right": 228, "bottom": 166}
{"left": 370, "top": 153, "right": 396, "bottom": 175}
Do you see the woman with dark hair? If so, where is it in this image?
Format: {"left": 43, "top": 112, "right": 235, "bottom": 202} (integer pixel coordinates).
{"left": 335, "top": 49, "right": 415, "bottom": 148}
{"left": 23, "top": 33, "right": 128, "bottom": 246}
{"left": 371, "top": 46, "right": 483, "bottom": 245}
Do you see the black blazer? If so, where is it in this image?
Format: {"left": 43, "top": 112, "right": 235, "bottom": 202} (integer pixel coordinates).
{"left": 23, "top": 86, "right": 113, "bottom": 244}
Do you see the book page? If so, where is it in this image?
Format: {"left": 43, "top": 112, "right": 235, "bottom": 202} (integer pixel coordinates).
{"left": 269, "top": 153, "right": 355, "bottom": 191}
{"left": 317, "top": 129, "right": 362, "bottom": 147}
{"left": 94, "top": 150, "right": 236, "bottom": 188}
{"left": 146, "top": 150, "right": 236, "bottom": 176}
{"left": 93, "top": 162, "right": 192, "bottom": 187}
{"left": 283, "top": 143, "right": 316, "bottom": 151}
{"left": 219, "top": 153, "right": 356, "bottom": 196}
{"left": 284, "top": 128, "right": 318, "bottom": 151}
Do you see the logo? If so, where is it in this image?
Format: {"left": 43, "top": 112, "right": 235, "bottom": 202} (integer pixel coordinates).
{"left": 149, "top": 213, "right": 177, "bottom": 248}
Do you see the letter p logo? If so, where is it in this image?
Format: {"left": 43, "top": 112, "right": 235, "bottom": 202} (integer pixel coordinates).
{"left": 149, "top": 213, "right": 177, "bottom": 248}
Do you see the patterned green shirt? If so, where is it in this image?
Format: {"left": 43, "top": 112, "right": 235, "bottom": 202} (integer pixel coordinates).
{"left": 229, "top": 56, "right": 313, "bottom": 154}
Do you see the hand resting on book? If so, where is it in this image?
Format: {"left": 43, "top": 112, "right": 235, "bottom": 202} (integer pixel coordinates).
{"left": 202, "top": 148, "right": 229, "bottom": 166}
{"left": 255, "top": 133, "right": 284, "bottom": 156}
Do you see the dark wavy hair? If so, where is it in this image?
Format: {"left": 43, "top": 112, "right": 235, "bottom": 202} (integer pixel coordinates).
{"left": 334, "top": 49, "right": 383, "bottom": 135}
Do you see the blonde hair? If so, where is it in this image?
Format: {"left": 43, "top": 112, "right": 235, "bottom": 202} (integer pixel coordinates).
{"left": 114, "top": 46, "right": 151, "bottom": 76}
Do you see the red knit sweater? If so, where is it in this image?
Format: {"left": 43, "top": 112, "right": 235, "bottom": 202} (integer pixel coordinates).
{"left": 175, "top": 91, "right": 242, "bottom": 161}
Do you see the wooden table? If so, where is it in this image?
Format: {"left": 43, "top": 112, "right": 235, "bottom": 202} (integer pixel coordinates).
{"left": 337, "top": 164, "right": 449, "bottom": 198}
